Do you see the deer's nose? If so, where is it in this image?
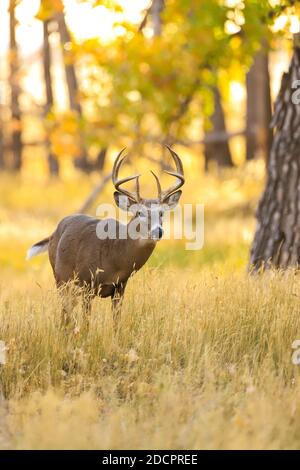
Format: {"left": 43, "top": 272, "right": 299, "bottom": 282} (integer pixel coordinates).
{"left": 151, "top": 226, "right": 164, "bottom": 240}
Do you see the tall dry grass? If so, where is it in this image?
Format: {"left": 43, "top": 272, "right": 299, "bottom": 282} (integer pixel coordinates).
{"left": 1, "top": 269, "right": 300, "bottom": 449}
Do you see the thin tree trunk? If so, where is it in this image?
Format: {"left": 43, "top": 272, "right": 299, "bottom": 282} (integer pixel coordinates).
{"left": 250, "top": 44, "right": 300, "bottom": 270}
{"left": 43, "top": 20, "right": 59, "bottom": 175}
{"left": 246, "top": 47, "right": 273, "bottom": 162}
{"left": 9, "top": 0, "right": 22, "bottom": 171}
{"left": 151, "top": 0, "right": 164, "bottom": 36}
{"left": 55, "top": 5, "right": 89, "bottom": 171}
{"left": 204, "top": 86, "right": 233, "bottom": 169}
{"left": 95, "top": 147, "right": 107, "bottom": 172}
{"left": 246, "top": 64, "right": 256, "bottom": 160}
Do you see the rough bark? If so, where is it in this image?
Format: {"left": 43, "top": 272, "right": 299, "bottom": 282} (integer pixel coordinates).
{"left": 43, "top": 20, "right": 59, "bottom": 175}
{"left": 9, "top": 0, "right": 22, "bottom": 171}
{"left": 204, "top": 86, "right": 233, "bottom": 169}
{"left": 250, "top": 45, "right": 300, "bottom": 270}
{"left": 55, "top": 6, "right": 89, "bottom": 171}
{"left": 246, "top": 47, "right": 273, "bottom": 162}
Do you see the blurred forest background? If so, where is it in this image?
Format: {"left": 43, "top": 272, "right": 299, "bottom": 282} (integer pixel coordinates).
{"left": 0, "top": 0, "right": 299, "bottom": 273}
{"left": 0, "top": 0, "right": 292, "bottom": 174}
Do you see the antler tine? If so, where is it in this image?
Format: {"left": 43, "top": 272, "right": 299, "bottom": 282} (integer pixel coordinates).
{"left": 135, "top": 175, "right": 141, "bottom": 202}
{"left": 165, "top": 145, "right": 184, "bottom": 174}
{"left": 112, "top": 148, "right": 140, "bottom": 202}
{"left": 151, "top": 170, "right": 162, "bottom": 200}
{"left": 112, "top": 147, "right": 126, "bottom": 184}
{"left": 161, "top": 145, "right": 185, "bottom": 201}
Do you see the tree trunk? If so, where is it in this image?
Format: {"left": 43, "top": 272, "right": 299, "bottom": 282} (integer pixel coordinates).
{"left": 95, "top": 147, "right": 107, "bottom": 172}
{"left": 250, "top": 45, "right": 300, "bottom": 270}
{"left": 9, "top": 0, "right": 22, "bottom": 171}
{"left": 55, "top": 6, "right": 89, "bottom": 171}
{"left": 246, "top": 47, "right": 273, "bottom": 162}
{"left": 43, "top": 20, "right": 59, "bottom": 175}
{"left": 204, "top": 86, "right": 233, "bottom": 169}
{"left": 151, "top": 0, "right": 164, "bottom": 36}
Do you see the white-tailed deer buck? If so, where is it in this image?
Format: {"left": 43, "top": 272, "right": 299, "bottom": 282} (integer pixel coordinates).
{"left": 27, "top": 146, "right": 184, "bottom": 326}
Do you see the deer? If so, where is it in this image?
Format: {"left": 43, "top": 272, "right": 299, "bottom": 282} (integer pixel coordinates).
{"left": 27, "top": 145, "right": 184, "bottom": 327}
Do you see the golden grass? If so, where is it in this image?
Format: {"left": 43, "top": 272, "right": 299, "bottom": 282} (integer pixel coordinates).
{"left": 3, "top": 162, "right": 300, "bottom": 450}
{"left": 2, "top": 269, "right": 300, "bottom": 449}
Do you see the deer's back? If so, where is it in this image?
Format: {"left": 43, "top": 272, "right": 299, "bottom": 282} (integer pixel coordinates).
{"left": 49, "top": 215, "right": 98, "bottom": 285}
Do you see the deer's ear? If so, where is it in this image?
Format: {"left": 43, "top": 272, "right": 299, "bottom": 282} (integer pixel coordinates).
{"left": 114, "top": 192, "right": 134, "bottom": 212}
{"left": 164, "top": 190, "right": 182, "bottom": 210}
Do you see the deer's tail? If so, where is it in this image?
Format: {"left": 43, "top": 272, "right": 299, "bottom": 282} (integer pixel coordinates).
{"left": 26, "top": 237, "right": 50, "bottom": 260}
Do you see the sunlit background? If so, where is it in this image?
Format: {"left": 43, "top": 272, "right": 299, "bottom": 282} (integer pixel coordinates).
{"left": 0, "top": 0, "right": 298, "bottom": 174}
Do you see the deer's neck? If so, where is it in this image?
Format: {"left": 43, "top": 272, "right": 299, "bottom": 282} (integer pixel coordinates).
{"left": 124, "top": 220, "right": 157, "bottom": 271}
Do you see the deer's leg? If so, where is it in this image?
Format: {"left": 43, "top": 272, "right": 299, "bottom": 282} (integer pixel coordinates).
{"left": 111, "top": 282, "right": 126, "bottom": 329}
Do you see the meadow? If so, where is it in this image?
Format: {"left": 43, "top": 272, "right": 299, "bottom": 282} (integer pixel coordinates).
{"left": 1, "top": 161, "right": 300, "bottom": 450}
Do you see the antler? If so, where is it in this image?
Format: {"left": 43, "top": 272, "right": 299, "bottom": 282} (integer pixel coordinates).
{"left": 113, "top": 145, "right": 184, "bottom": 203}
{"left": 151, "top": 145, "right": 185, "bottom": 202}
{"left": 112, "top": 148, "right": 141, "bottom": 202}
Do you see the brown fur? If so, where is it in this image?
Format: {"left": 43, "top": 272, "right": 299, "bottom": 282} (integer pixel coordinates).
{"left": 31, "top": 213, "right": 156, "bottom": 325}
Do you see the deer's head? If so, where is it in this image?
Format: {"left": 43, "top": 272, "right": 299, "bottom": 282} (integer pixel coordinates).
{"left": 112, "top": 146, "right": 185, "bottom": 241}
